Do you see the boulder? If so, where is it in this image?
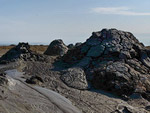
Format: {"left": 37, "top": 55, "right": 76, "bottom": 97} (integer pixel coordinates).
{"left": 60, "top": 67, "right": 88, "bottom": 90}
{"left": 92, "top": 61, "right": 136, "bottom": 96}
{"left": 44, "top": 39, "right": 68, "bottom": 56}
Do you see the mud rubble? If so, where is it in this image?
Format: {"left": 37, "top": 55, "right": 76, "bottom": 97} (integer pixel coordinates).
{"left": 0, "top": 29, "right": 150, "bottom": 113}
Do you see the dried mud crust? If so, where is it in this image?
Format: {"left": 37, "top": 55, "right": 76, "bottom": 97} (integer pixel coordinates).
{"left": 22, "top": 61, "right": 149, "bottom": 113}
{"left": 0, "top": 73, "right": 81, "bottom": 113}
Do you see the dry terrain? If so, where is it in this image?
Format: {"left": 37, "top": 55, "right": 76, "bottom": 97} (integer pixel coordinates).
{"left": 0, "top": 45, "right": 48, "bottom": 56}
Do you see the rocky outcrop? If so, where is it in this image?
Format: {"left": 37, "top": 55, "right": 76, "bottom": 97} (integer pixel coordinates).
{"left": 0, "top": 43, "right": 48, "bottom": 64}
{"left": 44, "top": 39, "right": 68, "bottom": 56}
{"left": 63, "top": 29, "right": 150, "bottom": 99}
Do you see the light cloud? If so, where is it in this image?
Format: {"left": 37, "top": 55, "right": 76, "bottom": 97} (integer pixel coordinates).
{"left": 91, "top": 7, "right": 150, "bottom": 16}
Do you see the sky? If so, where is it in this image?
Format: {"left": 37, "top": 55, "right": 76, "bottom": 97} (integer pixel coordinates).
{"left": 0, "top": 0, "right": 150, "bottom": 45}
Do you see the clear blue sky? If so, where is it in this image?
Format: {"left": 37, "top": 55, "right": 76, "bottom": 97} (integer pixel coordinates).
{"left": 0, "top": 0, "right": 150, "bottom": 45}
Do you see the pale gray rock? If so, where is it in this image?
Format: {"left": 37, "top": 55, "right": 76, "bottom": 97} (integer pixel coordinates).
{"left": 60, "top": 67, "right": 88, "bottom": 90}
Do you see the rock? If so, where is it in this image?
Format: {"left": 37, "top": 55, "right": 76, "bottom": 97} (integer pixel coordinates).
{"left": 44, "top": 39, "right": 68, "bottom": 56}
{"left": 0, "top": 73, "right": 8, "bottom": 86}
{"left": 26, "top": 75, "right": 44, "bottom": 85}
{"left": 60, "top": 67, "right": 88, "bottom": 90}
{"left": 115, "top": 104, "right": 145, "bottom": 113}
{"left": 63, "top": 46, "right": 84, "bottom": 64}
{"left": 145, "top": 105, "right": 150, "bottom": 111}
{"left": 92, "top": 61, "right": 135, "bottom": 96}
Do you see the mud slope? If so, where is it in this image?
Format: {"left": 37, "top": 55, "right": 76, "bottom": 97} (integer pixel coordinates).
{"left": 0, "top": 69, "right": 81, "bottom": 113}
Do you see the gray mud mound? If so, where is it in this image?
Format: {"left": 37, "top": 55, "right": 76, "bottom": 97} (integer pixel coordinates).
{"left": 63, "top": 29, "right": 150, "bottom": 100}
{"left": 44, "top": 39, "right": 68, "bottom": 56}
{"left": 0, "top": 43, "right": 49, "bottom": 64}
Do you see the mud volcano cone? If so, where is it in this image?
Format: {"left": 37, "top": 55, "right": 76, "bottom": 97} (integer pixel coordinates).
{"left": 44, "top": 39, "right": 68, "bottom": 56}
{"left": 63, "top": 29, "right": 150, "bottom": 100}
{"left": 0, "top": 42, "right": 47, "bottom": 64}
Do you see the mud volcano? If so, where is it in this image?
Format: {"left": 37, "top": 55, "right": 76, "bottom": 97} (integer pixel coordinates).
{"left": 0, "top": 42, "right": 49, "bottom": 64}
{"left": 63, "top": 29, "right": 150, "bottom": 100}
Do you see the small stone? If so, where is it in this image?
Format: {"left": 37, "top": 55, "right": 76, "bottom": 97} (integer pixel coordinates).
{"left": 26, "top": 76, "right": 44, "bottom": 85}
